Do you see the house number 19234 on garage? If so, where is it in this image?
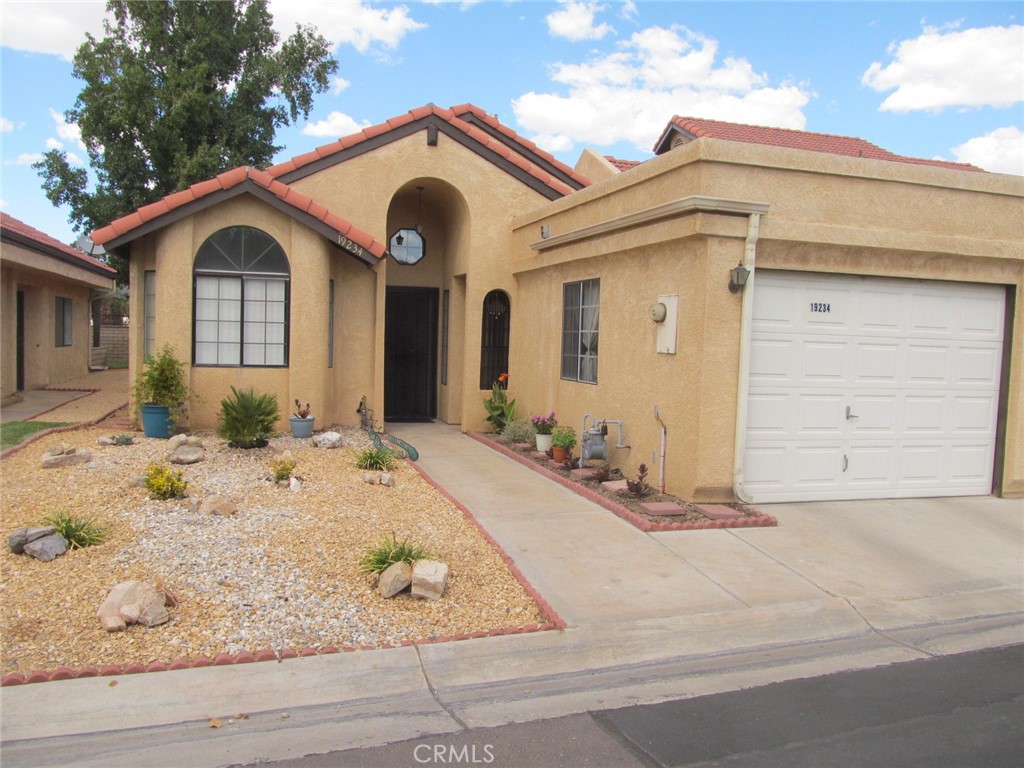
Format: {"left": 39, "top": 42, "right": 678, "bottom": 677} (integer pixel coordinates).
{"left": 810, "top": 302, "right": 831, "bottom": 313}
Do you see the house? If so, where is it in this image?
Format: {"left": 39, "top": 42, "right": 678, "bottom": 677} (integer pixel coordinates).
{"left": 1, "top": 212, "right": 117, "bottom": 402}
{"left": 91, "top": 104, "right": 1024, "bottom": 503}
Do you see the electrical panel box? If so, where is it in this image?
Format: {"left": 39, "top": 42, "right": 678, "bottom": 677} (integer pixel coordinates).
{"left": 656, "top": 294, "right": 678, "bottom": 354}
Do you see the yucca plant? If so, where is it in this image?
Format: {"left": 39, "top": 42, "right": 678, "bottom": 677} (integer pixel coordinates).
{"left": 44, "top": 510, "right": 107, "bottom": 549}
{"left": 355, "top": 445, "right": 396, "bottom": 471}
{"left": 359, "top": 533, "right": 433, "bottom": 574}
{"left": 217, "top": 386, "right": 280, "bottom": 448}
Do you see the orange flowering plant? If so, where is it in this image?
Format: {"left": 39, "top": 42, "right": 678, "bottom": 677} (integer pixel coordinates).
{"left": 483, "top": 373, "right": 516, "bottom": 432}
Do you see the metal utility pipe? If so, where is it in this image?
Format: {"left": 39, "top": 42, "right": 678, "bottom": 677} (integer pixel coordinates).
{"left": 732, "top": 212, "right": 761, "bottom": 503}
{"left": 655, "top": 407, "right": 667, "bottom": 495}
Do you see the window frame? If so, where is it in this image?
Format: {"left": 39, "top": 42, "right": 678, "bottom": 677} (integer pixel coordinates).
{"left": 192, "top": 227, "right": 290, "bottom": 368}
{"left": 560, "top": 278, "right": 600, "bottom": 384}
{"left": 480, "top": 290, "right": 510, "bottom": 389}
{"left": 55, "top": 296, "right": 72, "bottom": 347}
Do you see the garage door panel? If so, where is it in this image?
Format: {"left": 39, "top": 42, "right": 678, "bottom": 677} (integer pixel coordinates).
{"left": 744, "top": 272, "right": 1004, "bottom": 503}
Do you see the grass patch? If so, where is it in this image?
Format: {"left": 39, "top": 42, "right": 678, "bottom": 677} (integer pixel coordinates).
{"left": 0, "top": 421, "right": 72, "bottom": 451}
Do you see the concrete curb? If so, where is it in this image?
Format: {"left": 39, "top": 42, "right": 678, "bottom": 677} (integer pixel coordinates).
{"left": 468, "top": 431, "right": 778, "bottom": 532}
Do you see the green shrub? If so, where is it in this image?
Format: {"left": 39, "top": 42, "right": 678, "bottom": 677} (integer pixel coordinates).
{"left": 270, "top": 457, "right": 297, "bottom": 482}
{"left": 145, "top": 462, "right": 188, "bottom": 500}
{"left": 133, "top": 344, "right": 191, "bottom": 426}
{"left": 552, "top": 425, "right": 577, "bottom": 449}
{"left": 501, "top": 418, "right": 535, "bottom": 444}
{"left": 355, "top": 445, "right": 396, "bottom": 471}
{"left": 44, "top": 510, "right": 107, "bottom": 549}
{"left": 217, "top": 386, "right": 280, "bottom": 448}
{"left": 359, "top": 533, "right": 433, "bottom": 574}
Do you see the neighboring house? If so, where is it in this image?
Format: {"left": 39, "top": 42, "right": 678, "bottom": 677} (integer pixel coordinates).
{"left": 1, "top": 212, "right": 117, "bottom": 401}
{"left": 92, "top": 104, "right": 1024, "bottom": 503}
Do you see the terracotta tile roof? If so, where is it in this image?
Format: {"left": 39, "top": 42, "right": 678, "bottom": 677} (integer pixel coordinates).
{"left": 656, "top": 116, "right": 984, "bottom": 172}
{"left": 605, "top": 156, "right": 641, "bottom": 172}
{"left": 1, "top": 212, "right": 116, "bottom": 276}
{"left": 91, "top": 167, "right": 387, "bottom": 261}
{"left": 269, "top": 103, "right": 587, "bottom": 195}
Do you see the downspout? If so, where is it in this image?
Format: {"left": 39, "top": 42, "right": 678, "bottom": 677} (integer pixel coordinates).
{"left": 732, "top": 212, "right": 760, "bottom": 503}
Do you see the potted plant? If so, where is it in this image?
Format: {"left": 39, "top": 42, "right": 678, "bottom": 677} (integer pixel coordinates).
{"left": 290, "top": 399, "right": 315, "bottom": 438}
{"left": 133, "top": 344, "right": 191, "bottom": 438}
{"left": 551, "top": 425, "right": 576, "bottom": 462}
{"left": 531, "top": 412, "right": 557, "bottom": 452}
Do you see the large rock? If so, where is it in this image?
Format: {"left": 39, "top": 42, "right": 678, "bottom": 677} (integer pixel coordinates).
{"left": 411, "top": 559, "right": 448, "bottom": 601}
{"left": 166, "top": 433, "right": 203, "bottom": 450}
{"left": 8, "top": 526, "right": 57, "bottom": 554}
{"left": 313, "top": 431, "right": 343, "bottom": 449}
{"left": 23, "top": 533, "right": 69, "bottom": 562}
{"left": 198, "top": 494, "right": 237, "bottom": 517}
{"left": 97, "top": 581, "right": 171, "bottom": 632}
{"left": 168, "top": 445, "right": 205, "bottom": 464}
{"left": 41, "top": 445, "right": 92, "bottom": 469}
{"left": 378, "top": 561, "right": 412, "bottom": 598}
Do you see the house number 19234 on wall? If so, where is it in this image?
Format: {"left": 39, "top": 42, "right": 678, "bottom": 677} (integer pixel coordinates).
{"left": 336, "top": 234, "right": 365, "bottom": 260}
{"left": 810, "top": 302, "right": 831, "bottom": 313}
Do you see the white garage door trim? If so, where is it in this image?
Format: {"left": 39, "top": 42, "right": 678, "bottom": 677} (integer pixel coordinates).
{"left": 740, "top": 271, "right": 1005, "bottom": 503}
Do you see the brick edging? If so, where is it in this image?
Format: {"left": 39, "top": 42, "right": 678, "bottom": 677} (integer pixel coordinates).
{"left": 467, "top": 432, "right": 778, "bottom": 532}
{"left": 0, "top": 401, "right": 129, "bottom": 460}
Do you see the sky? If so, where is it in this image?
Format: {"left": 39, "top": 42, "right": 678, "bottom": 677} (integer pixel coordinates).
{"left": 1, "top": 0, "right": 1022, "bottom": 248}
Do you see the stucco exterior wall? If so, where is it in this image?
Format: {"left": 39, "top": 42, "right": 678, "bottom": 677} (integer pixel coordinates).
{"left": 510, "top": 140, "right": 1024, "bottom": 500}
{"left": 1, "top": 243, "right": 113, "bottom": 398}
{"left": 125, "top": 195, "right": 379, "bottom": 432}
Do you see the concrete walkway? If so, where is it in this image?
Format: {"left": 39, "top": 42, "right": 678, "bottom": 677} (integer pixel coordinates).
{"left": 0, "top": 369, "right": 129, "bottom": 425}
{"left": 1, "top": 421, "right": 1021, "bottom": 767}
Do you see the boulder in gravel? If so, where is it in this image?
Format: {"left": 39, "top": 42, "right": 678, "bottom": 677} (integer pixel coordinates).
{"left": 199, "top": 494, "right": 237, "bottom": 517}
{"left": 97, "top": 436, "right": 116, "bottom": 446}
{"left": 8, "top": 526, "right": 57, "bottom": 554}
{"left": 41, "top": 445, "right": 92, "bottom": 469}
{"left": 379, "top": 473, "right": 396, "bottom": 487}
{"left": 167, "top": 434, "right": 188, "bottom": 450}
{"left": 378, "top": 561, "right": 413, "bottom": 598}
{"left": 411, "top": 559, "right": 448, "bottom": 601}
{"left": 97, "top": 581, "right": 171, "bottom": 632}
{"left": 313, "top": 431, "right": 343, "bottom": 449}
{"left": 23, "top": 533, "right": 69, "bottom": 562}
{"left": 362, "top": 472, "right": 377, "bottom": 484}
{"left": 168, "top": 445, "right": 205, "bottom": 464}
{"left": 289, "top": 476, "right": 302, "bottom": 493}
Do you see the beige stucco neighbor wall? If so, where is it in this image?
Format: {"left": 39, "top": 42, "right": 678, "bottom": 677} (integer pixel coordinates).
{"left": 1, "top": 243, "right": 114, "bottom": 399}
{"left": 125, "top": 196, "right": 379, "bottom": 432}
{"left": 510, "top": 139, "right": 1024, "bottom": 500}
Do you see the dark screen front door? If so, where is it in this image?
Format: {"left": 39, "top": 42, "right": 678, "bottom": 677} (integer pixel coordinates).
{"left": 16, "top": 290, "right": 25, "bottom": 390}
{"left": 384, "top": 287, "right": 438, "bottom": 421}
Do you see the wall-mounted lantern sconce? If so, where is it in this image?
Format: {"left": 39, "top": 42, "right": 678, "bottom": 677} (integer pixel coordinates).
{"left": 728, "top": 262, "right": 750, "bottom": 293}
{"left": 540, "top": 225, "right": 550, "bottom": 239}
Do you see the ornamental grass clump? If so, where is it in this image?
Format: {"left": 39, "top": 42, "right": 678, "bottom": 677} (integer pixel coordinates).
{"left": 145, "top": 462, "right": 188, "bottom": 500}
{"left": 359, "top": 533, "right": 433, "bottom": 575}
{"left": 355, "top": 445, "right": 396, "bottom": 471}
{"left": 501, "top": 418, "right": 535, "bottom": 444}
{"left": 44, "top": 510, "right": 107, "bottom": 549}
{"left": 217, "top": 386, "right": 280, "bottom": 448}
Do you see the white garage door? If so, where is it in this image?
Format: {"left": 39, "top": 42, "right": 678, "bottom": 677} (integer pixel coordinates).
{"left": 743, "top": 271, "right": 1005, "bottom": 503}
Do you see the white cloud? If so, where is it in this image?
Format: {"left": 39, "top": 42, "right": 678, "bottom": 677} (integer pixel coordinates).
{"left": 950, "top": 126, "right": 1024, "bottom": 175}
{"left": 331, "top": 77, "right": 352, "bottom": 96}
{"left": 15, "top": 152, "right": 43, "bottom": 165}
{"left": 513, "top": 24, "right": 809, "bottom": 153}
{"left": 48, "top": 108, "right": 85, "bottom": 151}
{"left": 302, "top": 111, "right": 372, "bottom": 138}
{"left": 547, "top": 1, "right": 613, "bottom": 42}
{"left": 0, "top": 117, "right": 12, "bottom": 133}
{"left": 0, "top": 0, "right": 108, "bottom": 60}
{"left": 863, "top": 24, "right": 1024, "bottom": 112}
{"left": 268, "top": 0, "right": 426, "bottom": 55}
{"left": 46, "top": 137, "right": 63, "bottom": 150}
{"left": 0, "top": 198, "right": 7, "bottom": 209}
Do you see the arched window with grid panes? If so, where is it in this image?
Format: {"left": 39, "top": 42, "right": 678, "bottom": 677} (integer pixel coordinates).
{"left": 480, "top": 290, "right": 510, "bottom": 389}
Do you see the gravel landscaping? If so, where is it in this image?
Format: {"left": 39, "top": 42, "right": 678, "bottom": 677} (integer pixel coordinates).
{"left": 1, "top": 424, "right": 545, "bottom": 677}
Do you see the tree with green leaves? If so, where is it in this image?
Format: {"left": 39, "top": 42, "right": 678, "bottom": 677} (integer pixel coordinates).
{"left": 35, "top": 0, "right": 338, "bottom": 283}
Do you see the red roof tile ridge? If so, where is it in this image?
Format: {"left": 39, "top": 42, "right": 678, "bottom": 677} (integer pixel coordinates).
{"left": 1, "top": 211, "right": 115, "bottom": 274}
{"left": 669, "top": 115, "right": 983, "bottom": 172}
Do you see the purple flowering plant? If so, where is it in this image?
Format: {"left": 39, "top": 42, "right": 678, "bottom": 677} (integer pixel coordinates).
{"left": 530, "top": 412, "right": 557, "bottom": 435}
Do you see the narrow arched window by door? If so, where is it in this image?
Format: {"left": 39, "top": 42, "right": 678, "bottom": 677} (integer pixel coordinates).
{"left": 480, "top": 290, "right": 510, "bottom": 389}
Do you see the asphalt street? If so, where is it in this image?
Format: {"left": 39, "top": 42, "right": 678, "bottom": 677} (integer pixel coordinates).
{"left": 248, "top": 644, "right": 1024, "bottom": 768}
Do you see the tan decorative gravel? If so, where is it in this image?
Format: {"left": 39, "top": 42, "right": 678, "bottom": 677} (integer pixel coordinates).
{"left": 0, "top": 426, "right": 545, "bottom": 676}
